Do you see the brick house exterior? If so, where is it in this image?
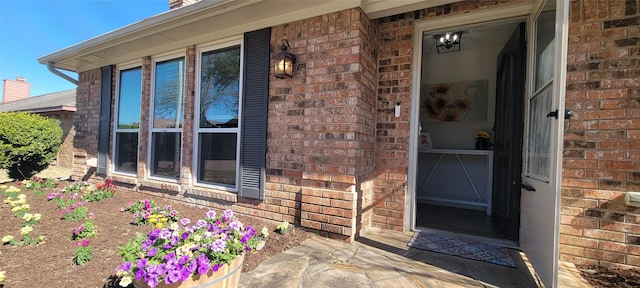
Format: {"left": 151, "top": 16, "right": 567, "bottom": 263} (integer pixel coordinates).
{"left": 39, "top": 0, "right": 639, "bottom": 285}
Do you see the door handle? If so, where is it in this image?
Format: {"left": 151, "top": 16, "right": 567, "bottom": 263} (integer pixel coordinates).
{"left": 546, "top": 109, "right": 573, "bottom": 119}
{"left": 521, "top": 182, "right": 536, "bottom": 192}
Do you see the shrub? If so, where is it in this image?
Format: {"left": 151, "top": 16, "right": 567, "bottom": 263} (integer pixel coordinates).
{"left": 0, "top": 112, "right": 62, "bottom": 180}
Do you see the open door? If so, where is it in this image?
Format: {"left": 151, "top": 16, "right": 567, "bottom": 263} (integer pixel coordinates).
{"left": 492, "top": 22, "right": 526, "bottom": 241}
{"left": 520, "top": 0, "right": 568, "bottom": 287}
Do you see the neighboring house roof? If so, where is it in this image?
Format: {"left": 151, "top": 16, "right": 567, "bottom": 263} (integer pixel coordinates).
{"left": 0, "top": 89, "right": 76, "bottom": 113}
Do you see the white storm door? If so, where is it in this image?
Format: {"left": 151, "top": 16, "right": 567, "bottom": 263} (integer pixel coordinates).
{"left": 520, "top": 0, "right": 568, "bottom": 287}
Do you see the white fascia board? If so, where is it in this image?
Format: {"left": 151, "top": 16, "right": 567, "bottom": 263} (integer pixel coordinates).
{"left": 38, "top": 0, "right": 361, "bottom": 73}
{"left": 363, "top": 0, "right": 460, "bottom": 19}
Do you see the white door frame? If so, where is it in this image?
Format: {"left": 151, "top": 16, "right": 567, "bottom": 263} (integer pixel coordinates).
{"left": 406, "top": 1, "right": 569, "bottom": 287}
{"left": 407, "top": 3, "right": 533, "bottom": 231}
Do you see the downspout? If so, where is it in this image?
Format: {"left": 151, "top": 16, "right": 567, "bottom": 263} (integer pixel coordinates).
{"left": 47, "top": 62, "right": 78, "bottom": 85}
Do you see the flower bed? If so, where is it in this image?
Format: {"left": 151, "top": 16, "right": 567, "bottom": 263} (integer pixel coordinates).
{"left": 0, "top": 179, "right": 311, "bottom": 287}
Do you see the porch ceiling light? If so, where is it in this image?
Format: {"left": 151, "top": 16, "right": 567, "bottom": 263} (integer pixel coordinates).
{"left": 274, "top": 39, "right": 296, "bottom": 79}
{"left": 435, "top": 32, "right": 462, "bottom": 54}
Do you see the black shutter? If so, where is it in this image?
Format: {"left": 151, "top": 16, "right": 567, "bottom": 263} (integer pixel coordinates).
{"left": 97, "top": 65, "right": 113, "bottom": 174}
{"left": 239, "top": 28, "right": 270, "bottom": 199}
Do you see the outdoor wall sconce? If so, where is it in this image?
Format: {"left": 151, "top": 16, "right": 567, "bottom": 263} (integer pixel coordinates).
{"left": 274, "top": 39, "right": 296, "bottom": 79}
{"left": 434, "top": 31, "right": 462, "bottom": 54}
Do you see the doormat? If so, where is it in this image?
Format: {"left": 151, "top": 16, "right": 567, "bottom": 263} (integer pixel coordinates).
{"left": 407, "top": 232, "right": 516, "bottom": 268}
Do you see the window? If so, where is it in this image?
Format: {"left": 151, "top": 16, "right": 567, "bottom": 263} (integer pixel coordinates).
{"left": 195, "top": 43, "right": 242, "bottom": 188}
{"left": 150, "top": 56, "right": 185, "bottom": 179}
{"left": 114, "top": 66, "right": 142, "bottom": 174}
{"left": 526, "top": 7, "right": 556, "bottom": 181}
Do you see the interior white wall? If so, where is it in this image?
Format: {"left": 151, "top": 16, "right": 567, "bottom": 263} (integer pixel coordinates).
{"left": 420, "top": 29, "right": 514, "bottom": 149}
{"left": 415, "top": 23, "right": 518, "bottom": 208}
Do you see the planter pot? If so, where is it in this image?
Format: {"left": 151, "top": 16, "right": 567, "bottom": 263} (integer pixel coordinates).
{"left": 134, "top": 254, "right": 245, "bottom": 288}
{"left": 475, "top": 138, "right": 489, "bottom": 150}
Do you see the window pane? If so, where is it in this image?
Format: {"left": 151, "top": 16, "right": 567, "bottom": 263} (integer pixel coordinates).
{"left": 151, "top": 132, "right": 181, "bottom": 179}
{"left": 154, "top": 57, "right": 185, "bottom": 129}
{"left": 534, "top": 8, "right": 556, "bottom": 91}
{"left": 115, "top": 132, "right": 138, "bottom": 173}
{"left": 117, "top": 67, "right": 142, "bottom": 129}
{"left": 200, "top": 46, "right": 241, "bottom": 128}
{"left": 526, "top": 86, "right": 553, "bottom": 180}
{"left": 198, "top": 133, "right": 237, "bottom": 186}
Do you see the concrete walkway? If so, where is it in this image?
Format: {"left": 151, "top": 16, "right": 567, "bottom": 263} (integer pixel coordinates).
{"left": 240, "top": 228, "right": 591, "bottom": 288}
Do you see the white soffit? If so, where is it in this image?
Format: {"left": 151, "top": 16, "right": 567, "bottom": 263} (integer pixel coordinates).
{"left": 39, "top": 0, "right": 361, "bottom": 72}
{"left": 39, "top": 0, "right": 470, "bottom": 73}
{"left": 363, "top": 0, "right": 460, "bottom": 19}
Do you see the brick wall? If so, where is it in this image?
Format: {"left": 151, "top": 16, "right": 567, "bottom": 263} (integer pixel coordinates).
{"left": 73, "top": 69, "right": 102, "bottom": 181}
{"left": 72, "top": 8, "right": 378, "bottom": 241}
{"left": 40, "top": 111, "right": 75, "bottom": 168}
{"left": 266, "top": 8, "right": 377, "bottom": 239}
{"left": 562, "top": 0, "right": 640, "bottom": 269}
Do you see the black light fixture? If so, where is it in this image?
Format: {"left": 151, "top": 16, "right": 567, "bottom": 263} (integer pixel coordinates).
{"left": 274, "top": 39, "right": 296, "bottom": 79}
{"left": 434, "top": 31, "right": 462, "bottom": 54}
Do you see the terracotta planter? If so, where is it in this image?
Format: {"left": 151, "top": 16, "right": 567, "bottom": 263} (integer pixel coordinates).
{"left": 133, "top": 254, "right": 245, "bottom": 288}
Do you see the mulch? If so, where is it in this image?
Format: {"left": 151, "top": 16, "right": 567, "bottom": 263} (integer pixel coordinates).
{"left": 0, "top": 180, "right": 312, "bottom": 288}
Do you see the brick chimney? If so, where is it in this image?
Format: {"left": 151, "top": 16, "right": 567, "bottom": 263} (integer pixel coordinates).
{"left": 2, "top": 77, "right": 30, "bottom": 103}
{"left": 169, "top": 0, "right": 200, "bottom": 9}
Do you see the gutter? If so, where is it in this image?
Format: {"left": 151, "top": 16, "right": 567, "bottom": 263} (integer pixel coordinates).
{"left": 47, "top": 62, "right": 78, "bottom": 85}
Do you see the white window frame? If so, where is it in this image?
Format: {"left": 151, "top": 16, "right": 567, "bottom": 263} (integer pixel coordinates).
{"left": 112, "top": 61, "right": 143, "bottom": 176}
{"left": 193, "top": 36, "right": 244, "bottom": 191}
{"left": 148, "top": 51, "right": 186, "bottom": 182}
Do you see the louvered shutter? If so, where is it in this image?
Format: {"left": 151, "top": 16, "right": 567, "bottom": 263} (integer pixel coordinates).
{"left": 97, "top": 65, "right": 113, "bottom": 174}
{"left": 239, "top": 28, "right": 270, "bottom": 199}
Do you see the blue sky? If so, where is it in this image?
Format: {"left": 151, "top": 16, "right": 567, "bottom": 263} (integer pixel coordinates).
{"left": 0, "top": 0, "right": 168, "bottom": 98}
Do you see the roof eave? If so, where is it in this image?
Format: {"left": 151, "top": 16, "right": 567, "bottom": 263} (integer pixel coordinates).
{"left": 38, "top": 0, "right": 462, "bottom": 73}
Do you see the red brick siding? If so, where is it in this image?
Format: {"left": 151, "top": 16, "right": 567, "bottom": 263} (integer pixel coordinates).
{"left": 73, "top": 68, "right": 104, "bottom": 181}
{"left": 563, "top": 0, "right": 640, "bottom": 269}
{"left": 73, "top": 8, "right": 377, "bottom": 242}
{"left": 267, "top": 8, "right": 377, "bottom": 239}
{"left": 39, "top": 111, "right": 75, "bottom": 168}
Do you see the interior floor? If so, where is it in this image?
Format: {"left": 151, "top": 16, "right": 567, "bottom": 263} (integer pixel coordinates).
{"left": 415, "top": 202, "right": 511, "bottom": 241}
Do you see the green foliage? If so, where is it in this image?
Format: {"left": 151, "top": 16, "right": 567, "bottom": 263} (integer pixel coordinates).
{"left": 62, "top": 205, "right": 88, "bottom": 221}
{"left": 82, "top": 180, "right": 117, "bottom": 202}
{"left": 120, "top": 199, "right": 180, "bottom": 226}
{"left": 0, "top": 112, "right": 63, "bottom": 180}
{"left": 276, "top": 221, "right": 290, "bottom": 234}
{"left": 117, "top": 232, "right": 146, "bottom": 263}
{"left": 71, "top": 219, "right": 98, "bottom": 240}
{"left": 73, "top": 241, "right": 93, "bottom": 266}
{"left": 21, "top": 176, "right": 57, "bottom": 194}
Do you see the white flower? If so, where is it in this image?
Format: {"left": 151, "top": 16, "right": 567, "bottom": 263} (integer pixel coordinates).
{"left": 261, "top": 227, "right": 269, "bottom": 238}
{"left": 119, "top": 275, "right": 132, "bottom": 287}
{"left": 22, "top": 213, "right": 33, "bottom": 221}
{"left": 256, "top": 241, "right": 266, "bottom": 251}
{"left": 20, "top": 226, "right": 33, "bottom": 235}
{"left": 6, "top": 186, "right": 20, "bottom": 193}
{"left": 2, "top": 235, "right": 14, "bottom": 243}
{"left": 0, "top": 270, "right": 6, "bottom": 282}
